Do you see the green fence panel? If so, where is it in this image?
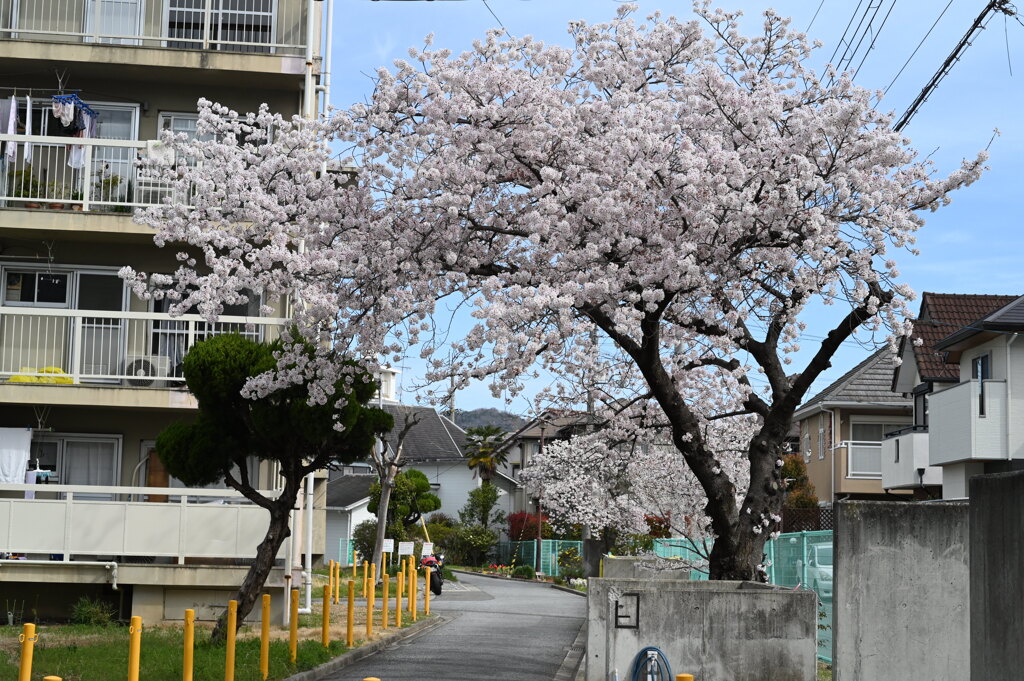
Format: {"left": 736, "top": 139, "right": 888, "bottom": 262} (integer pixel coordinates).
{"left": 337, "top": 539, "right": 356, "bottom": 566}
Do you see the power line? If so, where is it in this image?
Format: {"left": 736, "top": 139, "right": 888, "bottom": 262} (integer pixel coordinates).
{"left": 883, "top": 0, "right": 955, "bottom": 95}
{"left": 482, "top": 0, "right": 505, "bottom": 29}
{"left": 851, "top": 0, "right": 899, "bottom": 80}
{"left": 806, "top": 0, "right": 828, "bottom": 33}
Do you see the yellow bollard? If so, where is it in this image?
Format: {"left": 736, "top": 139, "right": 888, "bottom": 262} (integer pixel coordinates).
{"left": 382, "top": 572, "right": 390, "bottom": 629}
{"left": 675, "top": 675, "right": 695, "bottom": 681}
{"left": 260, "top": 595, "right": 270, "bottom": 681}
{"left": 183, "top": 609, "right": 195, "bottom": 681}
{"left": 128, "top": 616, "right": 142, "bottom": 681}
{"left": 600, "top": 557, "right": 604, "bottom": 578}
{"left": 363, "top": 678, "right": 383, "bottom": 681}
{"left": 396, "top": 570, "right": 404, "bottom": 627}
{"left": 346, "top": 580, "right": 355, "bottom": 648}
{"left": 225, "top": 600, "right": 237, "bottom": 681}
{"left": 328, "top": 560, "right": 335, "bottom": 603}
{"left": 406, "top": 557, "right": 414, "bottom": 614}
{"left": 334, "top": 561, "right": 341, "bottom": 604}
{"left": 425, "top": 566, "right": 431, "bottom": 616}
{"left": 17, "top": 623, "right": 36, "bottom": 681}
{"left": 352, "top": 553, "right": 358, "bottom": 579}
{"left": 322, "top": 585, "right": 331, "bottom": 648}
{"left": 365, "top": 567, "right": 375, "bottom": 639}
{"left": 289, "top": 588, "right": 299, "bottom": 664}
{"left": 43, "top": 677, "right": 62, "bottom": 681}
{"left": 362, "top": 560, "right": 369, "bottom": 597}
{"left": 412, "top": 566, "right": 418, "bottom": 622}
{"left": 370, "top": 562, "right": 377, "bottom": 612}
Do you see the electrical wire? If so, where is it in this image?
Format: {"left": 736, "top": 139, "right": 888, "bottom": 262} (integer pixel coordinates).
{"left": 482, "top": 0, "right": 505, "bottom": 29}
{"left": 852, "top": 0, "right": 899, "bottom": 80}
{"left": 883, "top": 0, "right": 955, "bottom": 95}
{"left": 806, "top": 0, "right": 827, "bottom": 33}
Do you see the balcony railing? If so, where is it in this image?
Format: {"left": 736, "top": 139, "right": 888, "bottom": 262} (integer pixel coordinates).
{"left": 0, "top": 306, "right": 286, "bottom": 386}
{"left": 842, "top": 440, "right": 882, "bottom": 479}
{"left": 929, "top": 379, "right": 1008, "bottom": 465}
{"left": 1, "top": 0, "right": 311, "bottom": 56}
{"left": 0, "top": 482, "right": 284, "bottom": 563}
{"left": 0, "top": 134, "right": 187, "bottom": 213}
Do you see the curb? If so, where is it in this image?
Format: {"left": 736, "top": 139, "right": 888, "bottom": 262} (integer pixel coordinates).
{"left": 549, "top": 583, "right": 587, "bottom": 597}
{"left": 450, "top": 568, "right": 513, "bottom": 581}
{"left": 554, "top": 621, "right": 588, "bottom": 681}
{"left": 283, "top": 615, "right": 449, "bottom": 681}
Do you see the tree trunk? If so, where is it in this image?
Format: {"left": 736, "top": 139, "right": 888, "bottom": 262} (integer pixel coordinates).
{"left": 371, "top": 465, "right": 397, "bottom": 575}
{"left": 210, "top": 500, "right": 293, "bottom": 645}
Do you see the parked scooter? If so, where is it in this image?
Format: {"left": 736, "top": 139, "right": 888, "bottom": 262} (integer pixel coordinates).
{"left": 420, "top": 553, "right": 445, "bottom": 595}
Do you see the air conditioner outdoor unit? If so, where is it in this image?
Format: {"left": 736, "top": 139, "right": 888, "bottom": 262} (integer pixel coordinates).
{"left": 123, "top": 354, "right": 171, "bottom": 387}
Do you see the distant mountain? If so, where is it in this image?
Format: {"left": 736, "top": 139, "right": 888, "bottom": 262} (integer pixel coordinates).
{"left": 452, "top": 408, "right": 527, "bottom": 433}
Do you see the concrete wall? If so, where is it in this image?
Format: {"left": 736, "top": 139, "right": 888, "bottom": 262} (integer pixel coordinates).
{"left": 834, "top": 501, "right": 969, "bottom": 681}
{"left": 970, "top": 470, "right": 1024, "bottom": 681}
{"left": 586, "top": 579, "right": 816, "bottom": 681}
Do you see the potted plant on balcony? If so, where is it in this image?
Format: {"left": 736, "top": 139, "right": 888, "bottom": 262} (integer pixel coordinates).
{"left": 6, "top": 166, "right": 44, "bottom": 208}
{"left": 46, "top": 182, "right": 77, "bottom": 210}
{"left": 94, "top": 172, "right": 123, "bottom": 207}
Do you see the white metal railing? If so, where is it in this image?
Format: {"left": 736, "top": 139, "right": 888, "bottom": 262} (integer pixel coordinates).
{"left": 842, "top": 440, "right": 883, "bottom": 479}
{"left": 0, "top": 482, "right": 284, "bottom": 563}
{"left": 0, "top": 133, "right": 178, "bottom": 212}
{"left": 0, "top": 306, "right": 286, "bottom": 386}
{"left": 1, "top": 0, "right": 310, "bottom": 56}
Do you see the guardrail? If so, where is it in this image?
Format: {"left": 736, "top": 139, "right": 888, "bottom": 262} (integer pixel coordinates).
{"left": 0, "top": 482, "right": 284, "bottom": 563}
{"left": 0, "top": 306, "right": 286, "bottom": 386}
{"left": 1, "top": 0, "right": 311, "bottom": 56}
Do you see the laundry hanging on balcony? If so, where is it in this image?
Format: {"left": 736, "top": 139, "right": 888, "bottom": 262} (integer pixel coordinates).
{"left": 3, "top": 95, "right": 16, "bottom": 163}
{"left": 52, "top": 94, "right": 99, "bottom": 169}
{"left": 0, "top": 427, "right": 32, "bottom": 485}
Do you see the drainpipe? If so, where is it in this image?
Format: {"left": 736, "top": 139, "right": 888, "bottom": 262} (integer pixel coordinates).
{"left": 301, "top": 471, "right": 314, "bottom": 614}
{"left": 818, "top": 407, "right": 837, "bottom": 501}
{"left": 315, "top": 0, "right": 334, "bottom": 109}
{"left": 303, "top": 0, "right": 317, "bottom": 119}
{"left": 1007, "top": 334, "right": 1018, "bottom": 461}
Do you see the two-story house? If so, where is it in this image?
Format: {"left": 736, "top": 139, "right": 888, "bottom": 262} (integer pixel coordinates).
{"left": 793, "top": 348, "right": 913, "bottom": 502}
{"left": 0, "top": 0, "right": 328, "bottom": 622}
{"left": 886, "top": 293, "right": 1024, "bottom": 499}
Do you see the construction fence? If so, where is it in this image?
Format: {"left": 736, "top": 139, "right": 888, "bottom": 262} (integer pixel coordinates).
{"left": 494, "top": 540, "right": 583, "bottom": 577}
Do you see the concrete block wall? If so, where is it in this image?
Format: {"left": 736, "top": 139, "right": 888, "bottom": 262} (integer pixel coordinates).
{"left": 833, "top": 501, "right": 969, "bottom": 681}
{"left": 970, "top": 470, "right": 1024, "bottom": 681}
{"left": 586, "top": 578, "right": 817, "bottom": 681}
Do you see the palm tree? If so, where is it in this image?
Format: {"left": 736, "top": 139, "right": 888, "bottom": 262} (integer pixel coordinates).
{"left": 464, "top": 425, "right": 509, "bottom": 484}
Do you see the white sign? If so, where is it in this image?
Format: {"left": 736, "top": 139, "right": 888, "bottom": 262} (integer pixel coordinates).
{"left": 382, "top": 538, "right": 395, "bottom": 553}
{"left": 397, "top": 541, "right": 415, "bottom": 556}
{"left": 421, "top": 542, "right": 434, "bottom": 557}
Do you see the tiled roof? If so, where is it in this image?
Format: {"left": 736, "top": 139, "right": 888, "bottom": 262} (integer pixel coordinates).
{"left": 380, "top": 404, "right": 466, "bottom": 462}
{"left": 908, "top": 293, "right": 1018, "bottom": 382}
{"left": 797, "top": 347, "right": 910, "bottom": 416}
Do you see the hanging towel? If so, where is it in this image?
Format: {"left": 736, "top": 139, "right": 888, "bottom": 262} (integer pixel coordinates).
{"left": 23, "top": 95, "right": 32, "bottom": 163}
{"left": 4, "top": 96, "right": 15, "bottom": 162}
{"left": 68, "top": 110, "right": 90, "bottom": 170}
{"left": 0, "top": 427, "right": 31, "bottom": 484}
{"left": 24, "top": 469, "right": 36, "bottom": 499}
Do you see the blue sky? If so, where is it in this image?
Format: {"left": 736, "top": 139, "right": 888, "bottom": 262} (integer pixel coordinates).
{"left": 329, "top": 1, "right": 1024, "bottom": 416}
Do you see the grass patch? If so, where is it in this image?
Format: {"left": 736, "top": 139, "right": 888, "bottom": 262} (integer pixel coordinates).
{"left": 817, "top": 662, "right": 832, "bottom": 681}
{"left": 0, "top": 625, "right": 349, "bottom": 681}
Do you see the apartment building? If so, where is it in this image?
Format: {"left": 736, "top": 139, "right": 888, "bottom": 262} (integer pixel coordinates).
{"left": 0, "top": 0, "right": 330, "bottom": 621}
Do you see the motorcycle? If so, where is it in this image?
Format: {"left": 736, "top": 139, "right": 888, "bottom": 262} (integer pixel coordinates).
{"left": 420, "top": 553, "right": 445, "bottom": 595}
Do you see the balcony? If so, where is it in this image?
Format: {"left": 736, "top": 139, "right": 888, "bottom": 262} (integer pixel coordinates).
{"left": 929, "top": 379, "right": 1008, "bottom": 465}
{"left": 0, "top": 482, "right": 284, "bottom": 563}
{"left": 0, "top": 306, "right": 285, "bottom": 403}
{"left": 881, "top": 427, "right": 941, "bottom": 490}
{"left": 0, "top": 133, "right": 177, "bottom": 220}
{"left": 0, "top": 0, "right": 312, "bottom": 57}
{"left": 842, "top": 440, "right": 883, "bottom": 479}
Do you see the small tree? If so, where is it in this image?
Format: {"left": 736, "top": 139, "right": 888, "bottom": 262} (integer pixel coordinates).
{"left": 781, "top": 454, "right": 819, "bottom": 509}
{"left": 156, "top": 334, "right": 391, "bottom": 642}
{"left": 368, "top": 469, "right": 441, "bottom": 531}
{"left": 458, "top": 484, "right": 506, "bottom": 530}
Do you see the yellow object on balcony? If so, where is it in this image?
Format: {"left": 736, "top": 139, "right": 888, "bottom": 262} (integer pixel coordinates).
{"left": 7, "top": 367, "right": 74, "bottom": 384}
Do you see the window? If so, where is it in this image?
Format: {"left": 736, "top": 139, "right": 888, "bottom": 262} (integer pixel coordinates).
{"left": 818, "top": 423, "right": 826, "bottom": 461}
{"left": 166, "top": 0, "right": 275, "bottom": 53}
{"left": 4, "top": 270, "right": 70, "bottom": 307}
{"left": 30, "top": 434, "right": 122, "bottom": 499}
{"left": 972, "top": 354, "right": 991, "bottom": 417}
{"left": 802, "top": 430, "right": 811, "bottom": 464}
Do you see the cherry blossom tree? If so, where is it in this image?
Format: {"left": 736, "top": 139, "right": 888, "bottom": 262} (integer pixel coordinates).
{"left": 123, "top": 4, "right": 986, "bottom": 580}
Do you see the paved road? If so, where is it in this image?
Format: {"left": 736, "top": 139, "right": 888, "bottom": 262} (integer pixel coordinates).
{"left": 325, "top": 573, "right": 586, "bottom": 681}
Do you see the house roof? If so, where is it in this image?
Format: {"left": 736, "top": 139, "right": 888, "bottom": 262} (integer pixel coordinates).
{"left": 795, "top": 346, "right": 910, "bottom": 420}
{"left": 934, "top": 294, "right": 1024, "bottom": 351}
{"left": 494, "top": 409, "right": 596, "bottom": 453}
{"left": 380, "top": 404, "right": 466, "bottom": 462}
{"left": 895, "top": 293, "right": 1018, "bottom": 387}
{"left": 325, "top": 473, "right": 375, "bottom": 509}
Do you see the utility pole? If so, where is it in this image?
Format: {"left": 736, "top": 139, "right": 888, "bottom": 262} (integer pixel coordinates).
{"left": 894, "top": 0, "right": 1015, "bottom": 132}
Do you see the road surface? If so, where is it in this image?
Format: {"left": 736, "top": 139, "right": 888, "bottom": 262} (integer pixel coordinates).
{"left": 324, "top": 572, "right": 586, "bottom": 681}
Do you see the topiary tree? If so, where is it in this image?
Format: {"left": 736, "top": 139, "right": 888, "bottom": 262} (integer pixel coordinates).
{"left": 368, "top": 468, "right": 441, "bottom": 532}
{"left": 156, "top": 334, "right": 391, "bottom": 643}
{"left": 458, "top": 484, "right": 506, "bottom": 530}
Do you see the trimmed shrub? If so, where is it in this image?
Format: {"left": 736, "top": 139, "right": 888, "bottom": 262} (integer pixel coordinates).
{"left": 511, "top": 564, "right": 536, "bottom": 580}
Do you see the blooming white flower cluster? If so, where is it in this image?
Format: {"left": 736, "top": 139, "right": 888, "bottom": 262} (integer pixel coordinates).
{"left": 124, "top": 4, "right": 985, "bottom": 579}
